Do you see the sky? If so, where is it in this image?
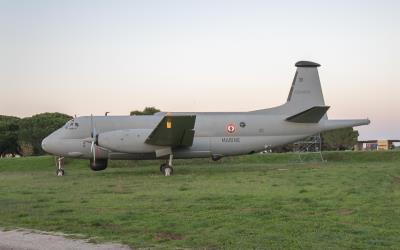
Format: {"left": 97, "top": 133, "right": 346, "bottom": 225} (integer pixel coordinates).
{"left": 0, "top": 0, "right": 399, "bottom": 140}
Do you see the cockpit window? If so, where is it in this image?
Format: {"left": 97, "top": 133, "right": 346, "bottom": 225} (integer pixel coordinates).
{"left": 65, "top": 120, "right": 79, "bottom": 130}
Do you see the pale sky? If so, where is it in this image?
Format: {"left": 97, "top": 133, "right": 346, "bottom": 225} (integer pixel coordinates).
{"left": 1, "top": 0, "right": 399, "bottom": 140}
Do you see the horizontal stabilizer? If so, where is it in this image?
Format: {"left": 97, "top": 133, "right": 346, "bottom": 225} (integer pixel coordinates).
{"left": 146, "top": 115, "right": 196, "bottom": 147}
{"left": 323, "top": 119, "right": 371, "bottom": 130}
{"left": 286, "top": 106, "right": 330, "bottom": 123}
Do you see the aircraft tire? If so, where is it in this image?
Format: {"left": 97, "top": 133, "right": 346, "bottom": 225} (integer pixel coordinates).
{"left": 163, "top": 166, "right": 173, "bottom": 176}
{"left": 56, "top": 169, "right": 65, "bottom": 176}
{"left": 160, "top": 163, "right": 167, "bottom": 173}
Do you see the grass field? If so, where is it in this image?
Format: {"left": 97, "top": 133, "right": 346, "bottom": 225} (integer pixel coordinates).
{"left": 0, "top": 151, "right": 400, "bottom": 249}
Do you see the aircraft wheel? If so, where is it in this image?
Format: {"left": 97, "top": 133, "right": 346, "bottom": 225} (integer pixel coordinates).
{"left": 56, "top": 169, "right": 65, "bottom": 176}
{"left": 160, "top": 163, "right": 167, "bottom": 173}
{"left": 163, "top": 166, "right": 173, "bottom": 176}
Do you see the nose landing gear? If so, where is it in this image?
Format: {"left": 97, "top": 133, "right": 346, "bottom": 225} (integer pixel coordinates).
{"left": 159, "top": 154, "right": 174, "bottom": 176}
{"left": 55, "top": 156, "right": 65, "bottom": 176}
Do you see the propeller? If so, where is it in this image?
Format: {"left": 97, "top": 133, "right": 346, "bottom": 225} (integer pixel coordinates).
{"left": 91, "top": 114, "right": 98, "bottom": 164}
{"left": 84, "top": 114, "right": 98, "bottom": 164}
{"left": 90, "top": 139, "right": 96, "bottom": 164}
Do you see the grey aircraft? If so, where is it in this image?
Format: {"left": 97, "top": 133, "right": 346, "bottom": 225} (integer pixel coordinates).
{"left": 42, "top": 61, "right": 370, "bottom": 176}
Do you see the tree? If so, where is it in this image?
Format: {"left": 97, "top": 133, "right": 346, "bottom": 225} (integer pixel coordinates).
{"left": 321, "top": 127, "right": 359, "bottom": 151}
{"left": 18, "top": 112, "right": 72, "bottom": 155}
{"left": 0, "top": 116, "right": 21, "bottom": 156}
{"left": 130, "top": 107, "right": 160, "bottom": 116}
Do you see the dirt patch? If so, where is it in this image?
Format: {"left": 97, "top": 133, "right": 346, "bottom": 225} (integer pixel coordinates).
{"left": 392, "top": 176, "right": 400, "bottom": 184}
{"left": 337, "top": 208, "right": 354, "bottom": 216}
{"left": 155, "top": 232, "right": 184, "bottom": 241}
{"left": 0, "top": 228, "right": 131, "bottom": 250}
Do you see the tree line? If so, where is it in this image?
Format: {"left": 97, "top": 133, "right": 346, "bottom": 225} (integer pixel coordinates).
{"left": 0, "top": 113, "right": 72, "bottom": 156}
{"left": 0, "top": 107, "right": 358, "bottom": 157}
{"left": 0, "top": 107, "right": 162, "bottom": 157}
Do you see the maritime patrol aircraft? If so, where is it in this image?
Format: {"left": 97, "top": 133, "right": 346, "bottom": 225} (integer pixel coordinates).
{"left": 42, "top": 61, "right": 370, "bottom": 176}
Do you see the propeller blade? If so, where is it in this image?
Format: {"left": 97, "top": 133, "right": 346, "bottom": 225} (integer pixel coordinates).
{"left": 91, "top": 141, "right": 96, "bottom": 164}
{"left": 90, "top": 114, "right": 97, "bottom": 164}
{"left": 93, "top": 144, "right": 96, "bottom": 164}
{"left": 90, "top": 114, "right": 94, "bottom": 138}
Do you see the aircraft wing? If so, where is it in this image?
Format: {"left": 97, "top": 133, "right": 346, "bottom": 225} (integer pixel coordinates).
{"left": 286, "top": 106, "right": 330, "bottom": 123}
{"left": 145, "top": 115, "right": 196, "bottom": 147}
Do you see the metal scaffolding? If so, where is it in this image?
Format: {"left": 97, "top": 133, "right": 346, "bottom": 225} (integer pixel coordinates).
{"left": 293, "top": 134, "right": 326, "bottom": 163}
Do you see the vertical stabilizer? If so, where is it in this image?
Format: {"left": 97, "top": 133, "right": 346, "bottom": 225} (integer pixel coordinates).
{"left": 287, "top": 61, "right": 325, "bottom": 109}
{"left": 250, "top": 61, "right": 370, "bottom": 132}
{"left": 251, "top": 61, "right": 327, "bottom": 116}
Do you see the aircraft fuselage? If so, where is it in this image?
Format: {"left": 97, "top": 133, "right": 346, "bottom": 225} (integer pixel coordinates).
{"left": 41, "top": 112, "right": 367, "bottom": 160}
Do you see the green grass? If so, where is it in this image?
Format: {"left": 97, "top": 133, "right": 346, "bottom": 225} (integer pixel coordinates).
{"left": 0, "top": 151, "right": 400, "bottom": 249}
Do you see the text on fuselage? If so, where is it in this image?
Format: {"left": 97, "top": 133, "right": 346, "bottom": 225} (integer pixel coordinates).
{"left": 222, "top": 137, "right": 240, "bottom": 143}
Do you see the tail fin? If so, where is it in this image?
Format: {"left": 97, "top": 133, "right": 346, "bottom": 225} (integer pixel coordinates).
{"left": 251, "top": 61, "right": 327, "bottom": 116}
{"left": 287, "top": 61, "right": 325, "bottom": 109}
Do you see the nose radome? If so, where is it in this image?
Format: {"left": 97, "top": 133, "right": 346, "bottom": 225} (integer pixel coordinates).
{"left": 41, "top": 137, "right": 49, "bottom": 153}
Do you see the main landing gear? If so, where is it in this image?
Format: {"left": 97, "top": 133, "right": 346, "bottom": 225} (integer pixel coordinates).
{"left": 55, "top": 156, "right": 65, "bottom": 176}
{"left": 159, "top": 154, "right": 174, "bottom": 176}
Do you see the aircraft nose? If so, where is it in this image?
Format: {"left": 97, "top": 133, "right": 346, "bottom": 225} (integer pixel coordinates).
{"left": 41, "top": 136, "right": 51, "bottom": 153}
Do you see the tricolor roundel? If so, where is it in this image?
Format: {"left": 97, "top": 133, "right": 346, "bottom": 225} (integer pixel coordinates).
{"left": 226, "top": 123, "right": 236, "bottom": 134}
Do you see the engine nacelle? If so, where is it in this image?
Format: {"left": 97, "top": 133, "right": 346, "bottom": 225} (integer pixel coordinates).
{"left": 89, "top": 159, "right": 108, "bottom": 171}
{"left": 97, "top": 129, "right": 164, "bottom": 153}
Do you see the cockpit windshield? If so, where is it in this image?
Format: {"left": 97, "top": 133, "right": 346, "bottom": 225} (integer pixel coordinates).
{"left": 65, "top": 120, "right": 79, "bottom": 130}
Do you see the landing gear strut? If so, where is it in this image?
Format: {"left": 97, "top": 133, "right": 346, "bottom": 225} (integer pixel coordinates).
{"left": 159, "top": 154, "right": 174, "bottom": 176}
{"left": 55, "top": 156, "right": 65, "bottom": 176}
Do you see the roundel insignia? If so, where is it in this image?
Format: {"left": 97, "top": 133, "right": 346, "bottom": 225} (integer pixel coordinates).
{"left": 226, "top": 123, "right": 236, "bottom": 134}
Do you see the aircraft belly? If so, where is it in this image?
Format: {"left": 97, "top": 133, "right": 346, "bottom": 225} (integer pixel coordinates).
{"left": 173, "top": 137, "right": 211, "bottom": 158}
{"left": 210, "top": 135, "right": 310, "bottom": 155}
